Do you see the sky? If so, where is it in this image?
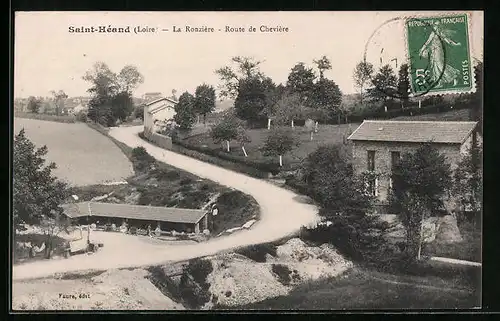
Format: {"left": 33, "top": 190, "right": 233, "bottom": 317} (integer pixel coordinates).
{"left": 14, "top": 11, "right": 483, "bottom": 99}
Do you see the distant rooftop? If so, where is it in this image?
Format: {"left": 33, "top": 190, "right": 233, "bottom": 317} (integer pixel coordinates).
{"left": 347, "top": 120, "right": 478, "bottom": 144}
{"left": 62, "top": 202, "right": 207, "bottom": 224}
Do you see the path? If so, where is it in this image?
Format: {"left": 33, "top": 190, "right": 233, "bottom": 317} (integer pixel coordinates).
{"left": 13, "top": 126, "right": 320, "bottom": 281}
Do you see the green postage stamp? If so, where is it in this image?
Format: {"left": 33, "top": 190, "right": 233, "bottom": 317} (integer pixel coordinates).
{"left": 405, "top": 13, "right": 474, "bottom": 95}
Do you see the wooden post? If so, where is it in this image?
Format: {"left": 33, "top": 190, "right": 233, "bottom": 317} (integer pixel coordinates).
{"left": 267, "top": 118, "right": 271, "bottom": 130}
{"left": 226, "top": 140, "right": 230, "bottom": 152}
{"left": 291, "top": 119, "right": 294, "bottom": 128}
{"left": 279, "top": 155, "right": 283, "bottom": 167}
{"left": 242, "top": 146, "right": 248, "bottom": 157}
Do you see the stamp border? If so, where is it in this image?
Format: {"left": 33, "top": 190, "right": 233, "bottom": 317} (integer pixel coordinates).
{"left": 403, "top": 11, "right": 477, "bottom": 97}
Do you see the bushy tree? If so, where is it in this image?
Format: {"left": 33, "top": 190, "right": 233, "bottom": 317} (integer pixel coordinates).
{"left": 233, "top": 77, "right": 275, "bottom": 124}
{"left": 313, "top": 55, "right": 332, "bottom": 80}
{"left": 274, "top": 92, "right": 307, "bottom": 128}
{"left": 262, "top": 127, "right": 300, "bottom": 167}
{"left": 27, "top": 96, "right": 41, "bottom": 113}
{"left": 452, "top": 145, "right": 482, "bottom": 216}
{"left": 353, "top": 61, "right": 374, "bottom": 103}
{"left": 210, "top": 114, "right": 240, "bottom": 152}
{"left": 286, "top": 62, "right": 316, "bottom": 105}
{"left": 366, "top": 64, "right": 397, "bottom": 103}
{"left": 193, "top": 84, "right": 216, "bottom": 125}
{"left": 174, "top": 92, "right": 197, "bottom": 131}
{"left": 236, "top": 125, "right": 251, "bottom": 157}
{"left": 50, "top": 90, "right": 68, "bottom": 116}
{"left": 134, "top": 105, "right": 145, "bottom": 120}
{"left": 391, "top": 143, "right": 452, "bottom": 260}
{"left": 309, "top": 78, "right": 343, "bottom": 122}
{"left": 215, "top": 56, "right": 264, "bottom": 100}
{"left": 131, "top": 146, "right": 156, "bottom": 172}
{"left": 397, "top": 63, "right": 410, "bottom": 108}
{"left": 302, "top": 144, "right": 372, "bottom": 216}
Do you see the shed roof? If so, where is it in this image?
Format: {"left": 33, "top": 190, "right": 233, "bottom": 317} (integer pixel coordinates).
{"left": 347, "top": 120, "right": 477, "bottom": 144}
{"left": 62, "top": 202, "right": 206, "bottom": 224}
{"left": 146, "top": 97, "right": 178, "bottom": 107}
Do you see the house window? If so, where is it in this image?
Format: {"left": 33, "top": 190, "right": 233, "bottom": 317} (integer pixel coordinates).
{"left": 367, "top": 150, "right": 375, "bottom": 171}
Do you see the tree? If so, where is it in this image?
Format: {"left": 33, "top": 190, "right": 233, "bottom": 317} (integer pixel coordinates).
{"left": 452, "top": 145, "right": 482, "bottom": 218}
{"left": 174, "top": 92, "right": 197, "bottom": 131}
{"left": 27, "top": 96, "right": 41, "bottom": 113}
{"left": 313, "top": 55, "right": 332, "bottom": 80}
{"left": 236, "top": 125, "right": 251, "bottom": 157}
{"left": 134, "top": 105, "right": 145, "bottom": 120}
{"left": 286, "top": 62, "right": 317, "bottom": 105}
{"left": 309, "top": 78, "right": 343, "bottom": 122}
{"left": 117, "top": 65, "right": 144, "bottom": 93}
{"left": 302, "top": 144, "right": 373, "bottom": 216}
{"left": 193, "top": 84, "right": 216, "bottom": 125}
{"left": 210, "top": 114, "right": 239, "bottom": 152}
{"left": 366, "top": 64, "right": 397, "bottom": 103}
{"left": 111, "top": 91, "right": 134, "bottom": 123}
{"left": 82, "top": 62, "right": 119, "bottom": 98}
{"left": 469, "top": 61, "right": 483, "bottom": 135}
{"left": 50, "top": 90, "right": 68, "bottom": 116}
{"left": 233, "top": 76, "right": 275, "bottom": 124}
{"left": 391, "top": 143, "right": 452, "bottom": 261}
{"left": 353, "top": 61, "right": 374, "bottom": 103}
{"left": 397, "top": 63, "right": 410, "bottom": 108}
{"left": 13, "top": 129, "right": 70, "bottom": 257}
{"left": 260, "top": 84, "right": 285, "bottom": 130}
{"left": 262, "top": 127, "right": 300, "bottom": 167}
{"left": 215, "top": 56, "right": 264, "bottom": 100}
{"left": 274, "top": 92, "right": 307, "bottom": 128}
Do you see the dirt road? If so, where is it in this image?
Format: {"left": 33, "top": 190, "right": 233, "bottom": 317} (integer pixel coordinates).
{"left": 12, "top": 126, "right": 320, "bottom": 280}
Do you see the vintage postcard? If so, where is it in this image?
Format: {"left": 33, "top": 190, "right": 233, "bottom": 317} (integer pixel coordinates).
{"left": 12, "top": 11, "right": 483, "bottom": 311}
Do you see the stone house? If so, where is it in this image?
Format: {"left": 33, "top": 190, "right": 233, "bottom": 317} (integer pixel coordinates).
{"left": 347, "top": 120, "right": 480, "bottom": 213}
{"left": 143, "top": 97, "right": 178, "bottom": 135}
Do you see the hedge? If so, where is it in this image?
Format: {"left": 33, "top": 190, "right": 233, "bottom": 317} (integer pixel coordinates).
{"left": 14, "top": 112, "right": 77, "bottom": 123}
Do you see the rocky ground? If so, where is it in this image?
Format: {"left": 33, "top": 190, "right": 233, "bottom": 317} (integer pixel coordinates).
{"left": 12, "top": 238, "right": 352, "bottom": 310}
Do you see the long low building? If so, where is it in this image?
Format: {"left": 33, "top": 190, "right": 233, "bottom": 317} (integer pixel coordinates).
{"left": 62, "top": 202, "right": 209, "bottom": 234}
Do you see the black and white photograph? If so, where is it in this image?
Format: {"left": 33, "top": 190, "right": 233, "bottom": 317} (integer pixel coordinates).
{"left": 12, "top": 11, "right": 483, "bottom": 311}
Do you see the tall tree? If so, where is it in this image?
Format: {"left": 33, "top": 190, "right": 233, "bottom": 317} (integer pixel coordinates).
{"left": 313, "top": 55, "right": 332, "bottom": 80}
{"left": 353, "top": 61, "right": 374, "bottom": 104}
{"left": 286, "top": 62, "right": 317, "bottom": 105}
{"left": 50, "top": 90, "right": 68, "bottom": 116}
{"left": 274, "top": 91, "right": 307, "bottom": 128}
{"left": 234, "top": 76, "right": 275, "bottom": 124}
{"left": 391, "top": 144, "right": 452, "bottom": 261}
{"left": 174, "top": 92, "right": 197, "bottom": 131}
{"left": 27, "top": 96, "right": 41, "bottom": 114}
{"left": 193, "top": 84, "right": 216, "bottom": 125}
{"left": 13, "top": 129, "right": 69, "bottom": 226}
{"left": 210, "top": 113, "right": 240, "bottom": 152}
{"left": 397, "top": 63, "right": 410, "bottom": 108}
{"left": 366, "top": 64, "right": 397, "bottom": 103}
{"left": 117, "top": 65, "right": 144, "bottom": 93}
{"left": 82, "top": 62, "right": 119, "bottom": 98}
{"left": 310, "top": 78, "right": 343, "bottom": 122}
{"left": 215, "top": 56, "right": 264, "bottom": 100}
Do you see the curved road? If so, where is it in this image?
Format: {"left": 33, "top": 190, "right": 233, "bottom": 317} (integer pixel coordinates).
{"left": 13, "top": 126, "right": 320, "bottom": 280}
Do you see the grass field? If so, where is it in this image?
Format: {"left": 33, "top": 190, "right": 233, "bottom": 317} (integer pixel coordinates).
{"left": 218, "top": 268, "right": 479, "bottom": 310}
{"left": 181, "top": 108, "right": 473, "bottom": 172}
{"left": 14, "top": 118, "right": 133, "bottom": 186}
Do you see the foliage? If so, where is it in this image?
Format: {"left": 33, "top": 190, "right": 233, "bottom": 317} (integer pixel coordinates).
{"left": 235, "top": 243, "right": 277, "bottom": 262}
{"left": 309, "top": 78, "right": 343, "bottom": 121}
{"left": 27, "top": 96, "right": 41, "bottom": 113}
{"left": 452, "top": 145, "right": 482, "bottom": 214}
{"left": 13, "top": 129, "right": 69, "bottom": 226}
{"left": 313, "top": 55, "right": 332, "bottom": 80}
{"left": 133, "top": 105, "right": 145, "bottom": 120}
{"left": 353, "top": 61, "right": 374, "bottom": 103}
{"left": 83, "top": 62, "right": 142, "bottom": 126}
{"left": 186, "top": 258, "right": 214, "bottom": 290}
{"left": 75, "top": 111, "right": 88, "bottom": 122}
{"left": 262, "top": 127, "right": 300, "bottom": 160}
{"left": 366, "top": 64, "right": 397, "bottom": 103}
{"left": 272, "top": 264, "right": 293, "bottom": 285}
{"left": 236, "top": 125, "right": 251, "bottom": 147}
{"left": 179, "top": 272, "right": 211, "bottom": 309}
{"left": 193, "top": 84, "right": 216, "bottom": 124}
{"left": 174, "top": 92, "right": 197, "bottom": 130}
{"left": 50, "top": 90, "right": 68, "bottom": 116}
{"left": 286, "top": 62, "right": 317, "bottom": 105}
{"left": 210, "top": 114, "right": 240, "bottom": 147}
{"left": 300, "top": 213, "right": 396, "bottom": 267}
{"left": 130, "top": 146, "right": 156, "bottom": 173}
{"left": 397, "top": 63, "right": 410, "bottom": 105}
{"left": 215, "top": 56, "right": 265, "bottom": 100}
{"left": 234, "top": 76, "right": 276, "bottom": 124}
{"left": 274, "top": 92, "right": 307, "bottom": 126}
{"left": 391, "top": 143, "right": 452, "bottom": 259}
{"left": 302, "top": 144, "right": 372, "bottom": 216}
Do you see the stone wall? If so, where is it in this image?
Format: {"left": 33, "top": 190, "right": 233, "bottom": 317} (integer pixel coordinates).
{"left": 144, "top": 131, "right": 173, "bottom": 150}
{"left": 351, "top": 140, "right": 462, "bottom": 211}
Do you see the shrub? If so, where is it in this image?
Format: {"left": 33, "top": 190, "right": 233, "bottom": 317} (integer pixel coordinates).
{"left": 152, "top": 168, "right": 182, "bottom": 181}
{"left": 235, "top": 243, "right": 277, "bottom": 262}
{"left": 75, "top": 111, "right": 88, "bottom": 122}
{"left": 131, "top": 147, "right": 156, "bottom": 172}
{"left": 272, "top": 264, "right": 292, "bottom": 286}
{"left": 186, "top": 258, "right": 214, "bottom": 290}
{"left": 180, "top": 177, "right": 195, "bottom": 186}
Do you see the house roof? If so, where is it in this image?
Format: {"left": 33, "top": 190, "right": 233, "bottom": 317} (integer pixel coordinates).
{"left": 347, "top": 120, "right": 478, "bottom": 144}
{"left": 146, "top": 97, "right": 178, "bottom": 107}
{"left": 62, "top": 202, "right": 207, "bottom": 224}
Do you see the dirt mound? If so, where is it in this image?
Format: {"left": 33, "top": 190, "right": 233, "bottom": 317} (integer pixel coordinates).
{"left": 13, "top": 269, "right": 184, "bottom": 310}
